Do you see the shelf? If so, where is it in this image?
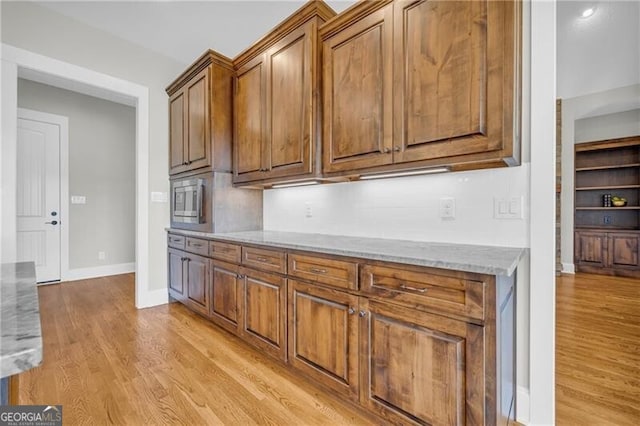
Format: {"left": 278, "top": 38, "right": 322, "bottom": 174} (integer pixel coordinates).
{"left": 575, "top": 185, "right": 640, "bottom": 191}
{"left": 576, "top": 206, "right": 640, "bottom": 210}
{"left": 575, "top": 163, "right": 640, "bottom": 172}
{"left": 576, "top": 226, "right": 640, "bottom": 231}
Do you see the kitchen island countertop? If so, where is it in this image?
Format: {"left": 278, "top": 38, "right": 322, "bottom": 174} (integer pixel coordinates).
{"left": 1, "top": 262, "right": 43, "bottom": 379}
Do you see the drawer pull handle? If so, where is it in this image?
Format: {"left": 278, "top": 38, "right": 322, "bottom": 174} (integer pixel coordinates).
{"left": 190, "top": 243, "right": 203, "bottom": 248}
{"left": 310, "top": 268, "right": 327, "bottom": 274}
{"left": 256, "top": 256, "right": 269, "bottom": 262}
{"left": 400, "top": 284, "right": 427, "bottom": 293}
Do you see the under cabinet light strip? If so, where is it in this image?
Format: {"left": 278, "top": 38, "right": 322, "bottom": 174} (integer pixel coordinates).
{"left": 359, "top": 167, "right": 450, "bottom": 180}
{"left": 271, "top": 180, "right": 321, "bottom": 189}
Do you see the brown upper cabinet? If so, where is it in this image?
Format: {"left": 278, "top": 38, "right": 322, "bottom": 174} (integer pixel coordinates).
{"left": 321, "top": 0, "right": 522, "bottom": 177}
{"left": 166, "top": 50, "right": 234, "bottom": 176}
{"left": 233, "top": 1, "right": 336, "bottom": 186}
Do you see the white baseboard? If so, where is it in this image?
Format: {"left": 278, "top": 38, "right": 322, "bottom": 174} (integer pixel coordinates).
{"left": 136, "top": 288, "right": 169, "bottom": 309}
{"left": 516, "top": 385, "right": 530, "bottom": 424}
{"left": 561, "top": 263, "right": 575, "bottom": 274}
{"left": 63, "top": 262, "right": 135, "bottom": 282}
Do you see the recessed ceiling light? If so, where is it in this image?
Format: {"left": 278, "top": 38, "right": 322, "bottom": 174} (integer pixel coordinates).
{"left": 581, "top": 7, "right": 595, "bottom": 18}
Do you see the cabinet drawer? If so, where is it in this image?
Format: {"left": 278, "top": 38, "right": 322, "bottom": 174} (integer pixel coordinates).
{"left": 288, "top": 253, "right": 357, "bottom": 290}
{"left": 360, "top": 264, "right": 485, "bottom": 321}
{"left": 210, "top": 241, "right": 241, "bottom": 264}
{"left": 185, "top": 237, "right": 209, "bottom": 256}
{"left": 242, "top": 246, "right": 286, "bottom": 274}
{"left": 167, "top": 234, "right": 186, "bottom": 250}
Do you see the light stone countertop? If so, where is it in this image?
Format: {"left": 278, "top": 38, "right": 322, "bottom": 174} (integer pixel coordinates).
{"left": 1, "top": 262, "right": 43, "bottom": 378}
{"left": 168, "top": 229, "right": 527, "bottom": 276}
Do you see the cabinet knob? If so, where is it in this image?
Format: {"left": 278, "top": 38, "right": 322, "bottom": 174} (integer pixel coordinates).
{"left": 383, "top": 147, "right": 391, "bottom": 153}
{"left": 348, "top": 307, "right": 356, "bottom": 315}
{"left": 393, "top": 146, "right": 401, "bottom": 152}
{"left": 358, "top": 310, "right": 367, "bottom": 318}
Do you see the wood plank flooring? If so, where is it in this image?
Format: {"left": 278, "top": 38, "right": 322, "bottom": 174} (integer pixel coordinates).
{"left": 18, "top": 274, "right": 374, "bottom": 425}
{"left": 556, "top": 273, "right": 640, "bottom": 425}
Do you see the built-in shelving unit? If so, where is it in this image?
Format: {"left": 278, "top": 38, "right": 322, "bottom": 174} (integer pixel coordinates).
{"left": 574, "top": 136, "right": 640, "bottom": 278}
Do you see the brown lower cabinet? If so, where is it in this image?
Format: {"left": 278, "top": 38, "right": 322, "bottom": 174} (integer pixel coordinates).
{"left": 575, "top": 229, "right": 640, "bottom": 278}
{"left": 360, "top": 298, "right": 476, "bottom": 425}
{"left": 167, "top": 233, "right": 516, "bottom": 425}
{"left": 168, "top": 247, "right": 209, "bottom": 316}
{"left": 238, "top": 267, "right": 287, "bottom": 361}
{"left": 209, "top": 260, "right": 242, "bottom": 334}
{"left": 288, "top": 279, "right": 360, "bottom": 400}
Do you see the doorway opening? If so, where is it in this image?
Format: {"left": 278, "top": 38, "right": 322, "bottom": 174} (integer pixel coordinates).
{"left": 1, "top": 44, "right": 158, "bottom": 308}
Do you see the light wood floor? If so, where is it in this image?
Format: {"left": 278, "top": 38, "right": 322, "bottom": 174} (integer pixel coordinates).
{"left": 556, "top": 273, "right": 640, "bottom": 425}
{"left": 19, "top": 274, "right": 374, "bottom": 425}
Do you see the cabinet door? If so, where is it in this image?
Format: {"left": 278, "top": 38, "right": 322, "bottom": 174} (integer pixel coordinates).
{"left": 210, "top": 260, "right": 241, "bottom": 335}
{"left": 239, "top": 267, "right": 287, "bottom": 360}
{"left": 608, "top": 232, "right": 640, "bottom": 270}
{"left": 168, "top": 248, "right": 186, "bottom": 300}
{"left": 185, "top": 253, "right": 209, "bottom": 316}
{"left": 185, "top": 67, "right": 210, "bottom": 170}
{"left": 393, "top": 0, "right": 516, "bottom": 164}
{"left": 168, "top": 90, "right": 187, "bottom": 175}
{"left": 575, "top": 231, "right": 608, "bottom": 268}
{"left": 288, "top": 279, "right": 359, "bottom": 400}
{"left": 360, "top": 299, "right": 486, "bottom": 425}
{"left": 234, "top": 55, "right": 268, "bottom": 183}
{"left": 265, "top": 22, "right": 314, "bottom": 179}
{"left": 322, "top": 4, "right": 394, "bottom": 173}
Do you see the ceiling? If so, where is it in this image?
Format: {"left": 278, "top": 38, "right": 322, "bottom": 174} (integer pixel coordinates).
{"left": 34, "top": 1, "right": 356, "bottom": 66}
{"left": 33, "top": 1, "right": 640, "bottom": 99}
{"left": 557, "top": 0, "right": 639, "bottom": 99}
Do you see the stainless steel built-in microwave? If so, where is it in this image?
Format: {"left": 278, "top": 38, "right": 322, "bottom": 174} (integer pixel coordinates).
{"left": 172, "top": 178, "right": 204, "bottom": 224}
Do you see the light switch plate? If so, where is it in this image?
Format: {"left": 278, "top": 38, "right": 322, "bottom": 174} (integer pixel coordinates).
{"left": 494, "top": 196, "right": 523, "bottom": 219}
{"left": 151, "top": 192, "right": 168, "bottom": 203}
{"left": 71, "top": 195, "right": 86, "bottom": 204}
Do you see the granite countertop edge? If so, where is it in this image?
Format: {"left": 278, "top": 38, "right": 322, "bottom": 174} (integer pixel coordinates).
{"left": 1, "top": 262, "right": 44, "bottom": 379}
{"left": 167, "top": 229, "right": 528, "bottom": 276}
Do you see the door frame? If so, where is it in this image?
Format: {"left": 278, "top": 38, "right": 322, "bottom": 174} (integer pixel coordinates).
{"left": 17, "top": 108, "right": 69, "bottom": 283}
{"left": 1, "top": 44, "right": 161, "bottom": 308}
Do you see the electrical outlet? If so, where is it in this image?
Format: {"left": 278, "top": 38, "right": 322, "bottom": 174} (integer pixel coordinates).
{"left": 439, "top": 197, "right": 456, "bottom": 219}
{"left": 305, "top": 202, "right": 313, "bottom": 218}
{"left": 98, "top": 251, "right": 106, "bottom": 260}
{"left": 603, "top": 215, "right": 612, "bottom": 225}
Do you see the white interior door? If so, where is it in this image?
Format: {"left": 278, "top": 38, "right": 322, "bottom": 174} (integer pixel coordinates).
{"left": 16, "top": 113, "right": 61, "bottom": 283}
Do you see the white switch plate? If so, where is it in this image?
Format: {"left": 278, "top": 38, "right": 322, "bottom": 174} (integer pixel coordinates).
{"left": 71, "top": 195, "right": 86, "bottom": 204}
{"left": 494, "top": 196, "right": 523, "bottom": 219}
{"left": 439, "top": 197, "right": 456, "bottom": 219}
{"left": 151, "top": 192, "right": 168, "bottom": 203}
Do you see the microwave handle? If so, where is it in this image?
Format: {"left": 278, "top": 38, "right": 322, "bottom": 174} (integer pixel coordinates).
{"left": 197, "top": 183, "right": 203, "bottom": 220}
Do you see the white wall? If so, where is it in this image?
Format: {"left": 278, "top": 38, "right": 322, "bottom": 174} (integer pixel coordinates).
{"left": 18, "top": 78, "right": 136, "bottom": 270}
{"left": 1, "top": 1, "right": 185, "bottom": 290}
{"left": 560, "top": 84, "right": 640, "bottom": 271}
{"left": 265, "top": 165, "right": 530, "bottom": 246}
{"left": 575, "top": 109, "right": 640, "bottom": 143}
